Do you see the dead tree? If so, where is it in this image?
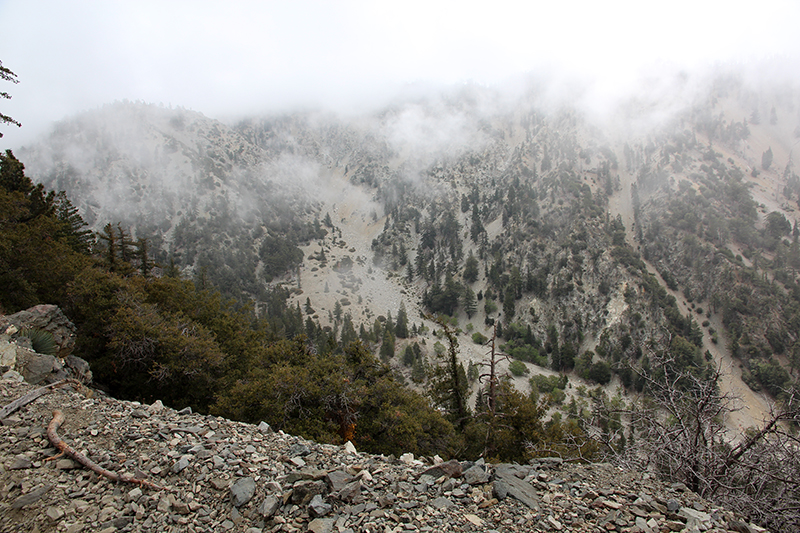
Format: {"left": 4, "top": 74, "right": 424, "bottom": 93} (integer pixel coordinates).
{"left": 619, "top": 348, "right": 800, "bottom": 531}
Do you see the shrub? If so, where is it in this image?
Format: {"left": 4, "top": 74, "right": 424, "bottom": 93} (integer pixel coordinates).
{"left": 472, "top": 332, "right": 488, "bottom": 344}
{"left": 509, "top": 360, "right": 529, "bottom": 377}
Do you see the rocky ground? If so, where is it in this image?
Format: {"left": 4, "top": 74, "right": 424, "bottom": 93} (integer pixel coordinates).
{"left": 0, "top": 378, "right": 767, "bottom": 533}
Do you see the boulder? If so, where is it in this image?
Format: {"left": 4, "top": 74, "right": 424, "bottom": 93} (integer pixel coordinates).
{"left": 1, "top": 305, "right": 76, "bottom": 359}
{"left": 0, "top": 305, "right": 92, "bottom": 384}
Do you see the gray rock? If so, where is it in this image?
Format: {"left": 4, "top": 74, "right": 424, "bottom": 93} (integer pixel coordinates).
{"left": 463, "top": 464, "right": 489, "bottom": 485}
{"left": 2, "top": 305, "right": 76, "bottom": 359}
{"left": 493, "top": 464, "right": 539, "bottom": 510}
{"left": 257, "top": 421, "right": 272, "bottom": 433}
{"left": 666, "top": 498, "right": 681, "bottom": 512}
{"left": 9, "top": 455, "right": 32, "bottom": 469}
{"left": 258, "top": 495, "right": 280, "bottom": 518}
{"left": 337, "top": 480, "right": 361, "bottom": 503}
{"left": 231, "top": 477, "right": 256, "bottom": 507}
{"left": 292, "top": 480, "right": 327, "bottom": 505}
{"left": 326, "top": 469, "right": 353, "bottom": 491}
{"left": 421, "top": 459, "right": 462, "bottom": 479}
{"left": 430, "top": 496, "right": 454, "bottom": 509}
{"left": 11, "top": 484, "right": 52, "bottom": 509}
{"left": 308, "top": 494, "right": 332, "bottom": 517}
{"left": 308, "top": 518, "right": 335, "bottom": 533}
{"left": 172, "top": 455, "right": 191, "bottom": 473}
{"left": 2, "top": 369, "right": 24, "bottom": 382}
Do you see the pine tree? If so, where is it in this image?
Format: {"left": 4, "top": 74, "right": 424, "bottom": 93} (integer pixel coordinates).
{"left": 463, "top": 286, "right": 477, "bottom": 319}
{"left": 136, "top": 238, "right": 152, "bottom": 277}
{"left": 395, "top": 302, "right": 409, "bottom": 338}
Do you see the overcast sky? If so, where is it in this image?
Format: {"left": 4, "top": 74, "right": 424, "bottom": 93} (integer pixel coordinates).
{"left": 1, "top": 0, "right": 798, "bottom": 149}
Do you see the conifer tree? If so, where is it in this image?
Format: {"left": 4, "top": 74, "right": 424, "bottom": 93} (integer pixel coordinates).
{"left": 395, "top": 302, "right": 409, "bottom": 338}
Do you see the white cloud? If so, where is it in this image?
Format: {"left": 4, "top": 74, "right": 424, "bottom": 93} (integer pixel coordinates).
{"left": 1, "top": 0, "right": 798, "bottom": 148}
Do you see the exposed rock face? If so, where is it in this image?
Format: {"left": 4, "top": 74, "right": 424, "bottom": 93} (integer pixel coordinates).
{"left": 0, "top": 379, "right": 768, "bottom": 533}
{"left": 0, "top": 306, "right": 91, "bottom": 385}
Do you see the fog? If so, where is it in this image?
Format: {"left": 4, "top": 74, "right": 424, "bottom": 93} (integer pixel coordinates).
{"left": 1, "top": 1, "right": 799, "bottom": 149}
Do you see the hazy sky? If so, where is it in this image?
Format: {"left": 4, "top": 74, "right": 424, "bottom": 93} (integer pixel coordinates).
{"left": 1, "top": 0, "right": 798, "bottom": 148}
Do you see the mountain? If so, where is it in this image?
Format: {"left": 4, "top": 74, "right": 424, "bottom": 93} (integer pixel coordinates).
{"left": 7, "top": 70, "right": 800, "bottom": 530}
{"left": 17, "top": 74, "right": 800, "bottom": 414}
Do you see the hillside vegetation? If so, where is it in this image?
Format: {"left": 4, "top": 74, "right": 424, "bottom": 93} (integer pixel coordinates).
{"left": 5, "top": 72, "right": 800, "bottom": 530}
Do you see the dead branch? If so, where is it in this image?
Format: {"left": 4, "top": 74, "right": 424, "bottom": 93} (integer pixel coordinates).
{"left": 47, "top": 409, "right": 166, "bottom": 491}
{"left": 0, "top": 379, "right": 86, "bottom": 419}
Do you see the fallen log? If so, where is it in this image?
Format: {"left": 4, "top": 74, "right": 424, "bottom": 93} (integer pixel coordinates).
{"left": 46, "top": 409, "right": 165, "bottom": 491}
{"left": 0, "top": 379, "right": 86, "bottom": 419}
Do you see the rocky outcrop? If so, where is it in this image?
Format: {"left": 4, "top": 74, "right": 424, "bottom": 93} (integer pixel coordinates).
{"left": 0, "top": 305, "right": 92, "bottom": 385}
{"left": 0, "top": 379, "right": 768, "bottom": 533}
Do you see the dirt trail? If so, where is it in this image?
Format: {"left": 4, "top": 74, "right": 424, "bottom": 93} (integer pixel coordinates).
{"left": 607, "top": 150, "right": 774, "bottom": 434}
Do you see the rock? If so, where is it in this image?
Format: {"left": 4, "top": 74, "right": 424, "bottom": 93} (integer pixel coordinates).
{"left": 172, "top": 455, "right": 191, "bottom": 473}
{"left": 399, "top": 452, "right": 415, "bottom": 464}
{"left": 666, "top": 498, "right": 681, "bottom": 512}
{"left": 292, "top": 480, "right": 327, "bottom": 505}
{"left": 16, "top": 349, "right": 62, "bottom": 385}
{"left": 257, "top": 421, "right": 271, "bottom": 433}
{"left": 258, "top": 495, "right": 280, "bottom": 518}
{"left": 2, "top": 369, "right": 23, "bottom": 382}
{"left": 326, "top": 469, "right": 353, "bottom": 491}
{"left": 9, "top": 455, "right": 32, "bottom": 469}
{"left": 308, "top": 518, "right": 335, "bottom": 533}
{"left": 463, "top": 464, "right": 489, "bottom": 485}
{"left": 65, "top": 354, "right": 92, "bottom": 383}
{"left": 231, "top": 477, "right": 256, "bottom": 507}
{"left": 337, "top": 480, "right": 361, "bottom": 503}
{"left": 421, "top": 458, "right": 462, "bottom": 478}
{"left": 308, "top": 494, "right": 332, "bottom": 517}
{"left": 11, "top": 484, "right": 52, "bottom": 509}
{"left": 343, "top": 440, "right": 357, "bottom": 454}
{"left": 45, "top": 506, "right": 65, "bottom": 521}
{"left": 493, "top": 464, "right": 539, "bottom": 510}
{"left": 1, "top": 305, "right": 76, "bottom": 359}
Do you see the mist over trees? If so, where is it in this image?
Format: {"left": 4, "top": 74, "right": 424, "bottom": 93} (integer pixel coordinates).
{"left": 6, "top": 66, "right": 800, "bottom": 530}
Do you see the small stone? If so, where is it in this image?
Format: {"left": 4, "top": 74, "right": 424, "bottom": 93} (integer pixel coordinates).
{"left": 56, "top": 458, "right": 79, "bottom": 469}
{"left": 130, "top": 408, "right": 149, "bottom": 418}
{"left": 399, "top": 453, "right": 415, "bottom": 464}
{"left": 343, "top": 440, "right": 357, "bottom": 454}
{"left": 666, "top": 499, "right": 681, "bottom": 512}
{"left": 46, "top": 506, "right": 65, "bottom": 521}
{"left": 290, "top": 456, "right": 306, "bottom": 467}
{"left": 258, "top": 495, "right": 280, "bottom": 518}
{"left": 464, "top": 514, "right": 482, "bottom": 527}
{"left": 463, "top": 464, "right": 489, "bottom": 485}
{"left": 127, "top": 487, "right": 143, "bottom": 501}
{"left": 172, "top": 456, "right": 191, "bottom": 473}
{"left": 308, "top": 518, "right": 335, "bottom": 533}
{"left": 177, "top": 406, "right": 192, "bottom": 415}
{"left": 309, "top": 494, "right": 332, "bottom": 517}
{"left": 9, "top": 455, "right": 32, "bottom": 469}
{"left": 547, "top": 516, "right": 564, "bottom": 531}
{"left": 430, "top": 496, "right": 454, "bottom": 509}
{"left": 231, "top": 477, "right": 256, "bottom": 507}
{"left": 147, "top": 400, "right": 164, "bottom": 413}
{"left": 12, "top": 484, "right": 52, "bottom": 509}
{"left": 257, "top": 420, "right": 271, "bottom": 433}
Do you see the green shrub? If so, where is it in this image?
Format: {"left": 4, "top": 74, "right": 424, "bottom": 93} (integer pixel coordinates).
{"left": 508, "top": 360, "right": 529, "bottom": 377}
{"left": 472, "top": 332, "right": 488, "bottom": 344}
